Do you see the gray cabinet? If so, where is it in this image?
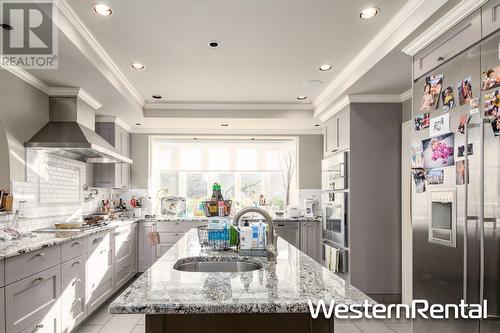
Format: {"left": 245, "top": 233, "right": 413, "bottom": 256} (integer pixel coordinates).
{"left": 138, "top": 221, "right": 156, "bottom": 272}
{"left": 5, "top": 245, "right": 61, "bottom": 285}
{"left": 61, "top": 254, "right": 86, "bottom": 333}
{"left": 413, "top": 10, "right": 481, "bottom": 79}
{"left": 94, "top": 122, "right": 131, "bottom": 189}
{"left": 5, "top": 265, "right": 61, "bottom": 333}
{"left": 482, "top": 0, "right": 500, "bottom": 38}
{"left": 274, "top": 222, "right": 301, "bottom": 249}
{"left": 0, "top": 287, "right": 4, "bottom": 333}
{"left": 0, "top": 260, "right": 4, "bottom": 287}
{"left": 324, "top": 109, "right": 350, "bottom": 156}
{"left": 300, "top": 222, "right": 320, "bottom": 261}
{"left": 114, "top": 224, "right": 138, "bottom": 290}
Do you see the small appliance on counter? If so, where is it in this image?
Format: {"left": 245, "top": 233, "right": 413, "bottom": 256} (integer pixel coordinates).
{"left": 160, "top": 196, "right": 186, "bottom": 217}
{"left": 304, "top": 199, "right": 318, "bottom": 218}
{"left": 286, "top": 205, "right": 301, "bottom": 218}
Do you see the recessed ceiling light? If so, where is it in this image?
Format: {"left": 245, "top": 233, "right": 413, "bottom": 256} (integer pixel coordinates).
{"left": 135, "top": 123, "right": 141, "bottom": 126}
{"left": 92, "top": 3, "right": 113, "bottom": 16}
{"left": 0, "top": 23, "right": 13, "bottom": 30}
{"left": 314, "top": 124, "right": 320, "bottom": 127}
{"left": 152, "top": 95, "right": 162, "bottom": 100}
{"left": 221, "top": 123, "right": 229, "bottom": 127}
{"left": 359, "top": 7, "right": 380, "bottom": 19}
{"left": 193, "top": 137, "right": 198, "bottom": 140}
{"left": 297, "top": 95, "right": 307, "bottom": 101}
{"left": 319, "top": 64, "right": 332, "bottom": 71}
{"left": 130, "top": 62, "right": 145, "bottom": 70}
{"left": 208, "top": 40, "right": 220, "bottom": 48}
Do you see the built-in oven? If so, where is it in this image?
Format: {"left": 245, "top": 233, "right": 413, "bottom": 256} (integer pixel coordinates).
{"left": 321, "top": 191, "right": 348, "bottom": 247}
{"left": 322, "top": 152, "right": 348, "bottom": 191}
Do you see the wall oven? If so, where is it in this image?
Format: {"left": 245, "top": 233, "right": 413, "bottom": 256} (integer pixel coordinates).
{"left": 321, "top": 191, "right": 348, "bottom": 247}
{"left": 321, "top": 151, "right": 348, "bottom": 191}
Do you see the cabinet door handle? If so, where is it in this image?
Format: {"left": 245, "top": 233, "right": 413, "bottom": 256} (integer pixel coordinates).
{"left": 35, "top": 253, "right": 45, "bottom": 257}
{"left": 35, "top": 324, "right": 44, "bottom": 329}
{"left": 72, "top": 260, "right": 82, "bottom": 266}
{"left": 72, "top": 298, "right": 82, "bottom": 306}
{"left": 437, "top": 56, "right": 445, "bottom": 61}
{"left": 34, "top": 276, "right": 44, "bottom": 282}
{"left": 72, "top": 278, "right": 81, "bottom": 286}
{"left": 72, "top": 241, "right": 82, "bottom": 247}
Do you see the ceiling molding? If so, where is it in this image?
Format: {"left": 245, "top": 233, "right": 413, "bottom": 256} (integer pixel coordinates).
{"left": 318, "top": 94, "right": 408, "bottom": 122}
{"left": 313, "top": 0, "right": 446, "bottom": 119}
{"left": 48, "top": 87, "right": 102, "bottom": 109}
{"left": 95, "top": 115, "right": 133, "bottom": 132}
{"left": 400, "top": 89, "right": 413, "bottom": 102}
{"left": 55, "top": 0, "right": 144, "bottom": 112}
{"left": 0, "top": 64, "right": 102, "bottom": 110}
{"left": 143, "top": 108, "right": 314, "bottom": 119}
{"left": 402, "top": 0, "right": 488, "bottom": 56}
{"left": 131, "top": 127, "right": 323, "bottom": 135}
{"left": 144, "top": 101, "right": 314, "bottom": 111}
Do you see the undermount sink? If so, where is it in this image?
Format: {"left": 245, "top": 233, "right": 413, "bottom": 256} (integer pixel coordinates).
{"left": 173, "top": 258, "right": 263, "bottom": 273}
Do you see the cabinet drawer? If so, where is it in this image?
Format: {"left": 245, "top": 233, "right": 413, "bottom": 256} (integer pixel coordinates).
{"left": 19, "top": 314, "right": 58, "bottom": 333}
{"left": 61, "top": 237, "right": 87, "bottom": 262}
{"left": 157, "top": 231, "right": 184, "bottom": 244}
{"left": 482, "top": 0, "right": 500, "bottom": 38}
{"left": 157, "top": 221, "right": 200, "bottom": 232}
{"left": 61, "top": 254, "right": 85, "bottom": 285}
{"left": 115, "top": 259, "right": 134, "bottom": 290}
{"left": 62, "top": 294, "right": 86, "bottom": 333}
{"left": 5, "top": 265, "right": 61, "bottom": 333}
{"left": 88, "top": 230, "right": 112, "bottom": 252}
{"left": 413, "top": 10, "right": 481, "bottom": 79}
{"left": 5, "top": 245, "right": 61, "bottom": 285}
{"left": 0, "top": 260, "right": 4, "bottom": 287}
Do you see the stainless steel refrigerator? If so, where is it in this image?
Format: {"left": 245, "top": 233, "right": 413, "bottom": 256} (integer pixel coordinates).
{"left": 412, "top": 29, "right": 500, "bottom": 332}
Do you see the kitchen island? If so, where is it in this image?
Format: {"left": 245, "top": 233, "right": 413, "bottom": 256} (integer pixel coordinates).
{"left": 109, "top": 229, "right": 372, "bottom": 333}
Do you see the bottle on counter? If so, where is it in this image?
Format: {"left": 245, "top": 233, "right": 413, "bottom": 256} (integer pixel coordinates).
{"left": 211, "top": 183, "right": 224, "bottom": 201}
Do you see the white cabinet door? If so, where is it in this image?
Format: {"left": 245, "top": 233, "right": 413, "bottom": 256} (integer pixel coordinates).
{"left": 337, "top": 110, "right": 350, "bottom": 151}
{"left": 324, "top": 117, "right": 338, "bottom": 156}
{"left": 138, "top": 222, "right": 156, "bottom": 272}
{"left": 86, "top": 233, "right": 114, "bottom": 314}
{"left": 482, "top": 0, "right": 500, "bottom": 38}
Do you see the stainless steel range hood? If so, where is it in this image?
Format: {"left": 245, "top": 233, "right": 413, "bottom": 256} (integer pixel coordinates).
{"left": 25, "top": 96, "right": 132, "bottom": 164}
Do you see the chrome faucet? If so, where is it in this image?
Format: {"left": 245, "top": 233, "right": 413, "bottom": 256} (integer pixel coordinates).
{"left": 232, "top": 207, "right": 277, "bottom": 260}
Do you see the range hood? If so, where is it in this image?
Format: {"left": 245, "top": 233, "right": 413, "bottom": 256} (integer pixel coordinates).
{"left": 25, "top": 96, "right": 132, "bottom": 164}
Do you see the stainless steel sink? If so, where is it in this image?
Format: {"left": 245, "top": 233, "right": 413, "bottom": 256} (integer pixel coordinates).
{"left": 174, "top": 259, "right": 262, "bottom": 273}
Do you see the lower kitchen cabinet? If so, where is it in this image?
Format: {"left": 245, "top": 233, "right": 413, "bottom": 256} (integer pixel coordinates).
{"left": 138, "top": 221, "right": 156, "bottom": 272}
{"left": 0, "top": 287, "right": 5, "bottom": 333}
{"left": 114, "top": 224, "right": 138, "bottom": 290}
{"left": 5, "top": 265, "right": 61, "bottom": 333}
{"left": 300, "top": 222, "right": 320, "bottom": 261}
{"left": 61, "top": 254, "right": 86, "bottom": 333}
{"left": 86, "top": 231, "right": 115, "bottom": 315}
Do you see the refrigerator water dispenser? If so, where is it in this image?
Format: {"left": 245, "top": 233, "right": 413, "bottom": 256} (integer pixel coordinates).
{"left": 429, "top": 190, "right": 456, "bottom": 247}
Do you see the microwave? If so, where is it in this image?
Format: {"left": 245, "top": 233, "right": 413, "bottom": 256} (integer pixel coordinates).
{"left": 321, "top": 191, "right": 348, "bottom": 248}
{"left": 322, "top": 152, "right": 348, "bottom": 191}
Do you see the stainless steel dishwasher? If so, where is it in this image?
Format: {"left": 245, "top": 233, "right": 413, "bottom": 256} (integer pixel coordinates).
{"left": 274, "top": 221, "right": 301, "bottom": 249}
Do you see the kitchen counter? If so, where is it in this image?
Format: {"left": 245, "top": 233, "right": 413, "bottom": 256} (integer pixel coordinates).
{"left": 146, "top": 216, "right": 320, "bottom": 223}
{"left": 109, "top": 228, "right": 371, "bottom": 315}
{"left": 0, "top": 218, "right": 141, "bottom": 259}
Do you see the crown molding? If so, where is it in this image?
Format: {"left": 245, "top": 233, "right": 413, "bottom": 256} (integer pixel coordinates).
{"left": 402, "top": 0, "right": 488, "bottom": 56}
{"left": 55, "top": 0, "right": 144, "bottom": 112}
{"left": 400, "top": 89, "right": 413, "bottom": 102}
{"left": 0, "top": 64, "right": 102, "bottom": 110}
{"left": 144, "top": 101, "right": 314, "bottom": 111}
{"left": 313, "top": 0, "right": 446, "bottom": 119}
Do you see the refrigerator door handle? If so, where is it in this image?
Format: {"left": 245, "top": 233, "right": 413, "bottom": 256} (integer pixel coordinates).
{"left": 479, "top": 118, "right": 485, "bottom": 305}
{"left": 463, "top": 120, "right": 470, "bottom": 303}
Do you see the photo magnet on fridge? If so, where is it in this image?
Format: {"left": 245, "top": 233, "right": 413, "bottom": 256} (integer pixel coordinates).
{"left": 457, "top": 77, "right": 473, "bottom": 105}
{"left": 429, "top": 113, "right": 450, "bottom": 137}
{"left": 412, "top": 168, "right": 426, "bottom": 193}
{"left": 441, "top": 86, "right": 456, "bottom": 112}
{"left": 411, "top": 143, "right": 424, "bottom": 168}
{"left": 414, "top": 113, "right": 430, "bottom": 131}
{"left": 470, "top": 98, "right": 480, "bottom": 114}
{"left": 456, "top": 160, "right": 469, "bottom": 185}
{"left": 420, "top": 74, "right": 443, "bottom": 110}
{"left": 483, "top": 90, "right": 500, "bottom": 117}
{"left": 481, "top": 66, "right": 500, "bottom": 91}
{"left": 457, "top": 114, "right": 471, "bottom": 134}
{"left": 491, "top": 116, "right": 500, "bottom": 137}
{"left": 427, "top": 169, "right": 444, "bottom": 185}
{"left": 457, "top": 144, "right": 473, "bottom": 157}
{"left": 422, "top": 132, "right": 455, "bottom": 169}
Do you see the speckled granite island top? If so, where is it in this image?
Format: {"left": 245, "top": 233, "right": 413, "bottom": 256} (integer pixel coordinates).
{"left": 109, "top": 229, "right": 372, "bottom": 315}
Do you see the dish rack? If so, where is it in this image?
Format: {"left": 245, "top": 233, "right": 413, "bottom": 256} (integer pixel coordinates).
{"left": 197, "top": 225, "right": 239, "bottom": 250}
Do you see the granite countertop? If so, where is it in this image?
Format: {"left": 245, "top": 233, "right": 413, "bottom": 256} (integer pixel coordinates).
{"left": 147, "top": 216, "right": 321, "bottom": 223}
{"left": 0, "top": 218, "right": 141, "bottom": 259}
{"left": 109, "top": 229, "right": 371, "bottom": 315}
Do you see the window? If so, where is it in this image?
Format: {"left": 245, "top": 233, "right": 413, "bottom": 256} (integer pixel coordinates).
{"left": 150, "top": 138, "right": 297, "bottom": 216}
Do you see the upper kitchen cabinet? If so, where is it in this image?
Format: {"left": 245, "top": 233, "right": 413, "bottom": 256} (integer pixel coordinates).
{"left": 94, "top": 122, "right": 131, "bottom": 189}
{"left": 482, "top": 0, "right": 500, "bottom": 38}
{"left": 324, "top": 108, "right": 350, "bottom": 157}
